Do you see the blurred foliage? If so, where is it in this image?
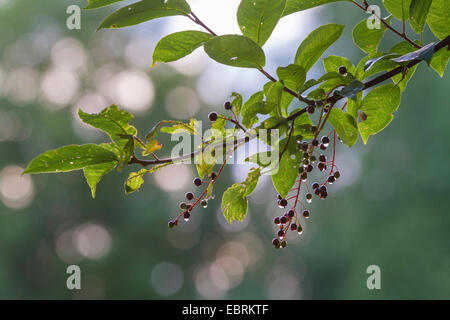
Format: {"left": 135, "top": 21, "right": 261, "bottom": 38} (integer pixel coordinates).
{"left": 0, "top": 0, "right": 448, "bottom": 299}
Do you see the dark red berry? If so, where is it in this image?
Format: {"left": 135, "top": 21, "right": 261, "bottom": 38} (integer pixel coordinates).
{"left": 279, "top": 198, "right": 288, "bottom": 208}
{"left": 274, "top": 217, "right": 281, "bottom": 225}
{"left": 312, "top": 139, "right": 319, "bottom": 146}
{"left": 287, "top": 210, "right": 295, "bottom": 218}
{"left": 272, "top": 238, "right": 280, "bottom": 247}
{"left": 318, "top": 162, "right": 327, "bottom": 172}
{"left": 278, "top": 229, "right": 285, "bottom": 238}
{"left": 307, "top": 106, "right": 315, "bottom": 114}
{"left": 320, "top": 143, "right": 327, "bottom": 150}
{"left": 319, "top": 185, "right": 327, "bottom": 193}
{"left": 328, "top": 175, "right": 336, "bottom": 184}
{"left": 302, "top": 210, "right": 310, "bottom": 218}
{"left": 312, "top": 182, "right": 320, "bottom": 190}
{"left": 319, "top": 154, "right": 326, "bottom": 162}
{"left": 301, "top": 142, "right": 309, "bottom": 152}
{"left": 183, "top": 211, "right": 191, "bottom": 220}
{"left": 306, "top": 164, "right": 313, "bottom": 172}
{"left": 321, "top": 136, "right": 330, "bottom": 145}
{"left": 338, "top": 66, "right": 347, "bottom": 75}
{"left": 277, "top": 194, "right": 282, "bottom": 200}
{"left": 210, "top": 171, "right": 217, "bottom": 180}
{"left": 320, "top": 190, "right": 328, "bottom": 199}
{"left": 224, "top": 101, "right": 232, "bottom": 110}
{"left": 280, "top": 216, "right": 288, "bottom": 224}
{"left": 314, "top": 188, "right": 321, "bottom": 196}
{"left": 193, "top": 178, "right": 202, "bottom": 186}
{"left": 208, "top": 112, "right": 218, "bottom": 122}
{"left": 185, "top": 192, "right": 194, "bottom": 200}
{"left": 290, "top": 223, "right": 297, "bottom": 231}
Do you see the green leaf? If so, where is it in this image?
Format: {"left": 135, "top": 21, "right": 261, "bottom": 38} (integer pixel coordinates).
{"left": 292, "top": 111, "right": 314, "bottom": 138}
{"left": 359, "top": 84, "right": 401, "bottom": 144}
{"left": 237, "top": 0, "right": 286, "bottom": 46}
{"left": 271, "top": 138, "right": 301, "bottom": 198}
{"left": 84, "top": 162, "right": 117, "bottom": 198}
{"left": 430, "top": 46, "right": 450, "bottom": 77}
{"left": 299, "top": 72, "right": 343, "bottom": 93}
{"left": 85, "top": 0, "right": 125, "bottom": 9}
{"left": 241, "top": 102, "right": 276, "bottom": 128}
{"left": 382, "top": 0, "right": 411, "bottom": 20}
{"left": 242, "top": 168, "right": 261, "bottom": 197}
{"left": 97, "top": 0, "right": 191, "bottom": 30}
{"left": 78, "top": 105, "right": 137, "bottom": 143}
{"left": 352, "top": 17, "right": 390, "bottom": 54}
{"left": 362, "top": 53, "right": 400, "bottom": 73}
{"left": 327, "top": 108, "right": 358, "bottom": 147}
{"left": 277, "top": 64, "right": 306, "bottom": 91}
{"left": 222, "top": 183, "right": 248, "bottom": 224}
{"left": 195, "top": 151, "right": 216, "bottom": 180}
{"left": 266, "top": 81, "right": 284, "bottom": 116}
{"left": 125, "top": 169, "right": 147, "bottom": 194}
{"left": 24, "top": 144, "right": 118, "bottom": 174}
{"left": 294, "top": 24, "right": 345, "bottom": 72}
{"left": 245, "top": 152, "right": 273, "bottom": 167}
{"left": 346, "top": 92, "right": 362, "bottom": 120}
{"left": 409, "top": 0, "right": 433, "bottom": 34}
{"left": 323, "top": 55, "right": 356, "bottom": 75}
{"left": 356, "top": 53, "right": 397, "bottom": 80}
{"left": 230, "top": 92, "right": 244, "bottom": 116}
{"left": 152, "top": 31, "right": 213, "bottom": 66}
{"left": 283, "top": 0, "right": 348, "bottom": 16}
{"left": 427, "top": 0, "right": 450, "bottom": 40}
{"left": 204, "top": 35, "right": 266, "bottom": 69}
{"left": 160, "top": 118, "right": 199, "bottom": 135}
{"left": 242, "top": 91, "right": 264, "bottom": 123}
{"left": 142, "top": 139, "right": 163, "bottom": 156}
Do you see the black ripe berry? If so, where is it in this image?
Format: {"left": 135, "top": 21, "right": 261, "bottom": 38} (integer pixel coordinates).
{"left": 320, "top": 143, "right": 327, "bottom": 150}
{"left": 334, "top": 171, "right": 341, "bottom": 179}
{"left": 301, "top": 142, "right": 309, "bottom": 152}
{"left": 272, "top": 238, "right": 280, "bottom": 248}
{"left": 319, "top": 185, "right": 327, "bottom": 193}
{"left": 312, "top": 182, "right": 320, "bottom": 190}
{"left": 321, "top": 136, "right": 330, "bottom": 145}
{"left": 277, "top": 194, "right": 282, "bottom": 200}
{"left": 193, "top": 178, "right": 202, "bottom": 186}
{"left": 338, "top": 66, "right": 347, "bottom": 75}
{"left": 278, "top": 198, "right": 288, "bottom": 208}
{"left": 224, "top": 101, "right": 232, "bottom": 110}
{"left": 278, "top": 229, "right": 285, "bottom": 239}
{"left": 185, "top": 192, "right": 194, "bottom": 200}
{"left": 208, "top": 112, "right": 218, "bottom": 122}
{"left": 302, "top": 210, "right": 310, "bottom": 218}
{"left": 312, "top": 139, "right": 319, "bottom": 146}
{"left": 314, "top": 188, "right": 321, "bottom": 196}
{"left": 307, "top": 106, "right": 315, "bottom": 114}
{"left": 183, "top": 211, "right": 191, "bottom": 221}
{"left": 210, "top": 171, "right": 217, "bottom": 180}
{"left": 328, "top": 175, "right": 336, "bottom": 184}
{"left": 274, "top": 217, "right": 281, "bottom": 225}
{"left": 306, "top": 164, "right": 313, "bottom": 173}
{"left": 287, "top": 209, "right": 295, "bottom": 218}
{"left": 280, "top": 216, "right": 288, "bottom": 224}
{"left": 291, "top": 223, "right": 298, "bottom": 231}
{"left": 320, "top": 190, "right": 328, "bottom": 199}
{"left": 319, "top": 154, "right": 326, "bottom": 162}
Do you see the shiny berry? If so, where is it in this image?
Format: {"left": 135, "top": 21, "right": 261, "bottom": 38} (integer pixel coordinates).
{"left": 301, "top": 142, "right": 308, "bottom": 152}
{"left": 312, "top": 182, "right": 320, "bottom": 190}
{"left": 280, "top": 240, "right": 287, "bottom": 248}
{"left": 287, "top": 210, "right": 295, "bottom": 218}
{"left": 180, "top": 202, "right": 187, "bottom": 210}
{"left": 291, "top": 223, "right": 297, "bottom": 231}
{"left": 302, "top": 210, "right": 310, "bottom": 218}
{"left": 185, "top": 192, "right": 194, "bottom": 200}
{"left": 193, "top": 178, "right": 202, "bottom": 186}
{"left": 334, "top": 171, "right": 341, "bottom": 179}
{"left": 306, "top": 164, "right": 313, "bottom": 172}
{"left": 321, "top": 136, "right": 330, "bottom": 145}
{"left": 279, "top": 198, "right": 288, "bottom": 208}
{"left": 272, "top": 238, "right": 280, "bottom": 247}
{"left": 208, "top": 112, "right": 218, "bottom": 122}
{"left": 312, "top": 139, "right": 319, "bottom": 146}
{"left": 224, "top": 101, "right": 232, "bottom": 110}
{"left": 328, "top": 175, "right": 336, "bottom": 184}
{"left": 278, "top": 229, "right": 285, "bottom": 239}
{"left": 320, "top": 143, "right": 327, "bottom": 150}
{"left": 296, "top": 135, "right": 303, "bottom": 144}
{"left": 280, "top": 216, "right": 288, "bottom": 224}
{"left": 307, "top": 106, "right": 315, "bottom": 114}
{"left": 338, "top": 66, "right": 347, "bottom": 75}
{"left": 210, "top": 172, "right": 217, "bottom": 180}
{"left": 274, "top": 217, "right": 281, "bottom": 225}
{"left": 183, "top": 211, "right": 191, "bottom": 221}
{"left": 319, "top": 154, "right": 326, "bottom": 162}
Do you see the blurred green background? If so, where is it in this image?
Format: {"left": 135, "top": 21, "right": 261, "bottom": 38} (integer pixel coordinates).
{"left": 0, "top": 0, "right": 449, "bottom": 299}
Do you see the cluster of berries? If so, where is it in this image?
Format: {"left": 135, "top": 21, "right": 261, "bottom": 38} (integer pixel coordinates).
{"left": 168, "top": 172, "right": 217, "bottom": 228}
